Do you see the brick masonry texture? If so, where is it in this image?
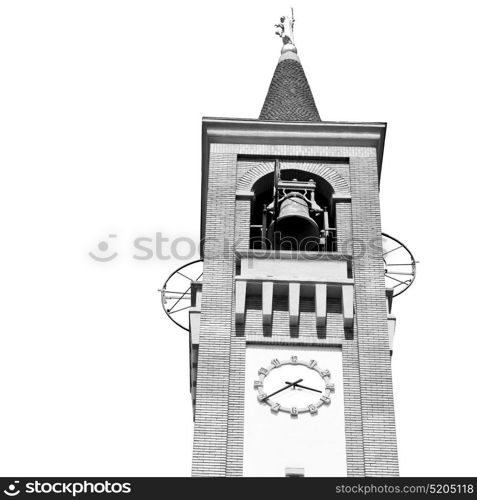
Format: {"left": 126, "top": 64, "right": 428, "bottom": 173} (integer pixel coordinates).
{"left": 349, "top": 156, "right": 399, "bottom": 476}
{"left": 259, "top": 59, "right": 321, "bottom": 121}
{"left": 225, "top": 200, "right": 250, "bottom": 474}
{"left": 336, "top": 202, "right": 353, "bottom": 254}
{"left": 237, "top": 160, "right": 350, "bottom": 194}
{"left": 192, "top": 142, "right": 398, "bottom": 476}
{"left": 191, "top": 151, "right": 237, "bottom": 476}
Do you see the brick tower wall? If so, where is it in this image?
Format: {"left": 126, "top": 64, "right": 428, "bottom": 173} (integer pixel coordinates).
{"left": 192, "top": 143, "right": 398, "bottom": 477}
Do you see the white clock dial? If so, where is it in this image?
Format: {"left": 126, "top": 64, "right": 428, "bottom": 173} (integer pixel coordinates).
{"left": 253, "top": 355, "right": 335, "bottom": 416}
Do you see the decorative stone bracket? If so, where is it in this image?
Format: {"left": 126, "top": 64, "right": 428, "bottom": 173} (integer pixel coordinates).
{"left": 235, "top": 277, "right": 354, "bottom": 329}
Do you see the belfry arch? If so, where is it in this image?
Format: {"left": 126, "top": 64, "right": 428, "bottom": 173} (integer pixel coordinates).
{"left": 238, "top": 161, "right": 350, "bottom": 195}
{"left": 243, "top": 162, "right": 350, "bottom": 251}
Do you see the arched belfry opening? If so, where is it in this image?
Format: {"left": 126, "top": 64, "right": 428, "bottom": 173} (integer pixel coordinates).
{"left": 249, "top": 164, "right": 336, "bottom": 251}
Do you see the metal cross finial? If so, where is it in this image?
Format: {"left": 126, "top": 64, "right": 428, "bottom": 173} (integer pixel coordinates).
{"left": 275, "top": 8, "right": 295, "bottom": 46}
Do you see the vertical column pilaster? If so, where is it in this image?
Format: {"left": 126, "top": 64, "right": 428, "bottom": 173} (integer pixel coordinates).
{"left": 349, "top": 155, "right": 399, "bottom": 476}
{"left": 335, "top": 198, "right": 352, "bottom": 254}
{"left": 192, "top": 150, "right": 237, "bottom": 476}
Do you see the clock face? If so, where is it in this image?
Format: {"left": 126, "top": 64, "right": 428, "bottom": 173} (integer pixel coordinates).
{"left": 253, "top": 355, "right": 335, "bottom": 416}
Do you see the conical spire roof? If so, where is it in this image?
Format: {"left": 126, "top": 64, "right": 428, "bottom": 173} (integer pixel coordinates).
{"left": 259, "top": 48, "right": 321, "bottom": 122}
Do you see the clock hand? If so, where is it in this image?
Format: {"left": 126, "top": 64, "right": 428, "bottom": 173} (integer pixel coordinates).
{"left": 264, "top": 378, "right": 303, "bottom": 400}
{"left": 285, "top": 382, "right": 322, "bottom": 394}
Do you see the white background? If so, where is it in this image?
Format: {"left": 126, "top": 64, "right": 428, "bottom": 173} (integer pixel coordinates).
{"left": 1, "top": 0, "right": 476, "bottom": 477}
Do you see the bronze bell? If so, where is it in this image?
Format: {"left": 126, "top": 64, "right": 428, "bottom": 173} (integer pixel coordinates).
{"left": 268, "top": 192, "right": 321, "bottom": 250}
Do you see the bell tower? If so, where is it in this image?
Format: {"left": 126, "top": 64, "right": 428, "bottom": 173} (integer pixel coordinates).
{"left": 160, "top": 13, "right": 415, "bottom": 477}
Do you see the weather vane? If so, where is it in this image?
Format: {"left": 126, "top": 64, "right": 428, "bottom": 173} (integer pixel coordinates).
{"left": 275, "top": 8, "right": 295, "bottom": 47}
